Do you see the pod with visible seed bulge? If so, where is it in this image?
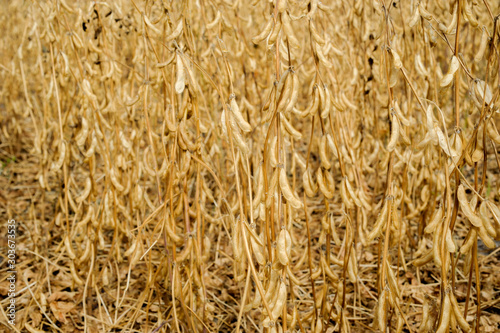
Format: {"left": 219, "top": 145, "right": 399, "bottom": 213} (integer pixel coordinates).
{"left": 206, "top": 10, "right": 221, "bottom": 30}
{"left": 175, "top": 53, "right": 185, "bottom": 94}
{"left": 432, "top": 222, "right": 443, "bottom": 267}
{"left": 285, "top": 72, "right": 299, "bottom": 113}
{"left": 319, "top": 135, "right": 331, "bottom": 169}
{"left": 450, "top": 291, "right": 470, "bottom": 332}
{"left": 386, "top": 261, "right": 400, "bottom": 298}
{"left": 282, "top": 12, "right": 300, "bottom": 49}
{"left": 390, "top": 47, "right": 402, "bottom": 69}
{"left": 418, "top": 3, "right": 432, "bottom": 20}
{"left": 425, "top": 204, "right": 443, "bottom": 233}
{"left": 110, "top": 167, "right": 125, "bottom": 192}
{"left": 347, "top": 249, "right": 357, "bottom": 283}
{"left": 77, "top": 178, "right": 92, "bottom": 203}
{"left": 250, "top": 233, "right": 266, "bottom": 266}
{"left": 393, "top": 101, "right": 410, "bottom": 126}
{"left": 478, "top": 224, "right": 496, "bottom": 248}
{"left": 310, "top": 19, "right": 325, "bottom": 45}
{"left": 266, "top": 169, "right": 279, "bottom": 208}
{"left": 271, "top": 279, "right": 287, "bottom": 320}
{"left": 300, "top": 87, "right": 320, "bottom": 118}
{"left": 277, "top": 228, "right": 292, "bottom": 265}
{"left": 445, "top": 226, "right": 456, "bottom": 253}
{"left": 367, "top": 200, "right": 388, "bottom": 242}
{"left": 457, "top": 184, "right": 483, "bottom": 227}
{"left": 303, "top": 168, "right": 317, "bottom": 197}
{"left": 387, "top": 113, "right": 400, "bottom": 152}
{"left": 166, "top": 20, "right": 183, "bottom": 42}
{"left": 413, "top": 248, "right": 433, "bottom": 267}
{"left": 475, "top": 27, "right": 489, "bottom": 62}
{"left": 479, "top": 201, "right": 496, "bottom": 237}
{"left": 320, "top": 85, "right": 331, "bottom": 118}
{"left": 345, "top": 177, "right": 362, "bottom": 207}
{"left": 279, "top": 168, "right": 303, "bottom": 209}
{"left": 64, "top": 235, "right": 76, "bottom": 260}
{"left": 267, "top": 15, "right": 282, "bottom": 46}
{"left": 472, "top": 79, "right": 493, "bottom": 107}
{"left": 440, "top": 55, "right": 459, "bottom": 88}
{"left": 409, "top": 6, "right": 420, "bottom": 27}
{"left": 229, "top": 95, "right": 251, "bottom": 132}
{"left": 460, "top": 228, "right": 477, "bottom": 254}
{"left": 436, "top": 291, "right": 451, "bottom": 333}
{"left": 487, "top": 121, "right": 500, "bottom": 144}
{"left": 317, "top": 167, "right": 334, "bottom": 199}
{"left": 341, "top": 177, "right": 354, "bottom": 209}
{"left": 377, "top": 288, "right": 388, "bottom": 332}
{"left": 321, "top": 254, "right": 339, "bottom": 281}
{"left": 281, "top": 115, "right": 302, "bottom": 140}
{"left": 445, "top": 4, "right": 458, "bottom": 34}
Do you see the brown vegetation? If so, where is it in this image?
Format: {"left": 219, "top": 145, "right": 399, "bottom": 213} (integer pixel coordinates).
{"left": 1, "top": 0, "right": 500, "bottom": 332}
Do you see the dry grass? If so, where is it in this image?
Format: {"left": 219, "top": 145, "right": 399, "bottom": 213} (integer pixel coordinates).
{"left": 1, "top": 0, "right": 500, "bottom": 332}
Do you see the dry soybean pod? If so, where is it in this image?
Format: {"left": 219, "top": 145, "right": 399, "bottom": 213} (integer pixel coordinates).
{"left": 436, "top": 291, "right": 451, "bottom": 333}
{"left": 457, "top": 184, "right": 483, "bottom": 227}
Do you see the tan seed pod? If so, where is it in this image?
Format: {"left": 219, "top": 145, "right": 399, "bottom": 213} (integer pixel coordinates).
{"left": 175, "top": 53, "right": 186, "bottom": 94}
{"left": 303, "top": 168, "right": 318, "bottom": 197}
{"left": 445, "top": 226, "right": 456, "bottom": 253}
{"left": 266, "top": 169, "right": 279, "bottom": 208}
{"left": 64, "top": 235, "right": 76, "bottom": 260}
{"left": 445, "top": 5, "right": 458, "bottom": 34}
{"left": 281, "top": 12, "right": 300, "bottom": 49}
{"left": 436, "top": 291, "right": 451, "bottom": 333}
{"left": 76, "top": 178, "right": 92, "bottom": 203}
{"left": 387, "top": 113, "right": 400, "bottom": 152}
{"left": 271, "top": 279, "right": 287, "bottom": 320}
{"left": 425, "top": 204, "right": 443, "bottom": 233}
{"left": 317, "top": 167, "right": 334, "bottom": 199}
{"left": 432, "top": 222, "right": 444, "bottom": 267}
{"left": 413, "top": 248, "right": 434, "bottom": 267}
{"left": 340, "top": 177, "right": 354, "bottom": 209}
{"left": 478, "top": 224, "right": 496, "bottom": 249}
{"left": 109, "top": 167, "right": 125, "bottom": 192}
{"left": 310, "top": 19, "right": 325, "bottom": 45}
{"left": 70, "top": 260, "right": 84, "bottom": 285}
{"left": 367, "top": 200, "right": 388, "bottom": 242}
{"left": 457, "top": 184, "right": 483, "bottom": 227}
{"left": 320, "top": 85, "right": 332, "bottom": 118}
{"left": 206, "top": 10, "right": 221, "bottom": 30}
{"left": 479, "top": 201, "right": 497, "bottom": 237}
{"left": 267, "top": 15, "right": 282, "bottom": 46}
{"left": 250, "top": 232, "right": 266, "bottom": 266}
{"left": 285, "top": 72, "right": 299, "bottom": 113}
{"left": 277, "top": 228, "right": 292, "bottom": 265}
{"left": 321, "top": 254, "right": 339, "bottom": 281}
{"left": 253, "top": 18, "right": 273, "bottom": 44}
{"left": 166, "top": 20, "right": 183, "bottom": 42}
{"left": 279, "top": 168, "right": 303, "bottom": 209}
{"left": 460, "top": 229, "right": 477, "bottom": 254}
{"left": 487, "top": 121, "right": 500, "bottom": 144}
{"left": 319, "top": 135, "right": 331, "bottom": 169}
{"left": 418, "top": 3, "right": 432, "bottom": 20}
{"left": 51, "top": 141, "right": 66, "bottom": 171}
{"left": 347, "top": 249, "right": 357, "bottom": 283}
{"left": 390, "top": 47, "right": 402, "bottom": 69}
{"left": 377, "top": 288, "right": 388, "bottom": 332}
{"left": 281, "top": 115, "right": 302, "bottom": 140}
{"left": 450, "top": 291, "right": 470, "bottom": 332}
{"left": 475, "top": 27, "right": 489, "bottom": 62}
{"left": 408, "top": 7, "right": 421, "bottom": 29}
{"left": 230, "top": 96, "right": 251, "bottom": 132}
{"left": 472, "top": 79, "right": 493, "bottom": 107}
{"left": 440, "top": 56, "right": 459, "bottom": 88}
